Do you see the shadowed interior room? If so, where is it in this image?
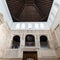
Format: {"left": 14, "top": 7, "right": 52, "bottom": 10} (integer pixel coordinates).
{"left": 6, "top": 0, "right": 53, "bottom": 22}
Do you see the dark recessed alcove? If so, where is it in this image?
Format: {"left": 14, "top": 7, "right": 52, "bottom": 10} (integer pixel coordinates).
{"left": 40, "top": 35, "right": 49, "bottom": 48}
{"left": 25, "top": 35, "right": 35, "bottom": 46}
{"left": 12, "top": 35, "right": 20, "bottom": 49}
{"left": 6, "top": 0, "right": 53, "bottom": 22}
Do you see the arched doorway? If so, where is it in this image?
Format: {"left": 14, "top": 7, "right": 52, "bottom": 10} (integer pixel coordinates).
{"left": 12, "top": 35, "right": 20, "bottom": 49}
{"left": 40, "top": 35, "right": 49, "bottom": 48}
{"left": 25, "top": 35, "right": 35, "bottom": 46}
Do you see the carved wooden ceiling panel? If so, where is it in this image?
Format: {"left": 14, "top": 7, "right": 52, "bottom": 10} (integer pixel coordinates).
{"left": 6, "top": 0, "right": 53, "bottom": 22}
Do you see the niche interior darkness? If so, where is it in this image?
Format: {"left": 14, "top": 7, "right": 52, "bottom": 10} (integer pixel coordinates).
{"left": 25, "top": 35, "right": 35, "bottom": 46}
{"left": 6, "top": 0, "right": 53, "bottom": 22}
{"left": 12, "top": 35, "right": 20, "bottom": 49}
{"left": 40, "top": 35, "right": 49, "bottom": 48}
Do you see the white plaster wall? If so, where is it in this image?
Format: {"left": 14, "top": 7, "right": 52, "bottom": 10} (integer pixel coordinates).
{"left": 55, "top": 25, "right": 60, "bottom": 47}
{"left": 0, "top": 23, "right": 10, "bottom": 49}
{"left": 51, "top": 7, "right": 60, "bottom": 31}
{"left": 1, "top": 30, "right": 56, "bottom": 58}
{"left": 50, "top": 31, "right": 58, "bottom": 49}
{"left": 54, "top": 25, "right": 60, "bottom": 58}
{"left": 56, "top": 48, "right": 60, "bottom": 58}
{"left": 0, "top": 22, "right": 57, "bottom": 59}
{"left": 0, "top": 58, "right": 58, "bottom": 60}
{"left": 0, "top": 59, "right": 22, "bottom": 60}
{"left": 0, "top": 23, "right": 10, "bottom": 57}
{"left": 9, "top": 30, "right": 55, "bottom": 49}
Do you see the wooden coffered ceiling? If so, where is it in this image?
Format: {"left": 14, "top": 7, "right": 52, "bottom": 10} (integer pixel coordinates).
{"left": 6, "top": 0, "right": 53, "bottom": 22}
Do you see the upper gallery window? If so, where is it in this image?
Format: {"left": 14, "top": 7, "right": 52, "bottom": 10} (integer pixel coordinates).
{"left": 6, "top": 0, "right": 53, "bottom": 22}
{"left": 40, "top": 35, "right": 50, "bottom": 48}
{"left": 12, "top": 35, "right": 20, "bottom": 49}
{"left": 25, "top": 34, "right": 35, "bottom": 46}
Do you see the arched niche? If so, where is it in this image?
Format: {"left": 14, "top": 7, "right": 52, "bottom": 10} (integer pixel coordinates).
{"left": 25, "top": 34, "right": 35, "bottom": 46}
{"left": 12, "top": 35, "right": 20, "bottom": 49}
{"left": 40, "top": 35, "right": 50, "bottom": 48}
